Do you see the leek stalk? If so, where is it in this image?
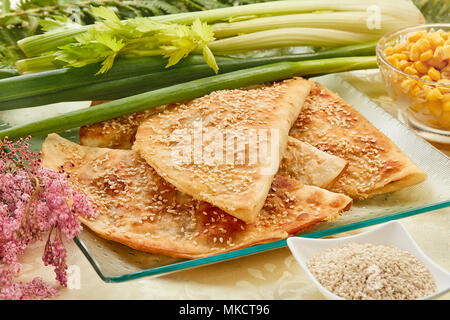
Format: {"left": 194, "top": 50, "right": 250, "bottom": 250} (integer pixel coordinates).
{"left": 0, "top": 69, "right": 18, "bottom": 79}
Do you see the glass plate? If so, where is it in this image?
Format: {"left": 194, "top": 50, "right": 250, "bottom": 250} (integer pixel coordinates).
{"left": 2, "top": 73, "right": 449, "bottom": 283}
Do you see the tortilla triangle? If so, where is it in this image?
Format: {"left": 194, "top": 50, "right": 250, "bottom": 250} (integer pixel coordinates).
{"left": 133, "top": 78, "right": 312, "bottom": 223}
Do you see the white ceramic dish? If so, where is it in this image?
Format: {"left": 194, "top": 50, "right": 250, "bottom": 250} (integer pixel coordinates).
{"left": 287, "top": 221, "right": 450, "bottom": 300}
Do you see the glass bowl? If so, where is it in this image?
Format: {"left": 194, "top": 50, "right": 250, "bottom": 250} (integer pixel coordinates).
{"left": 376, "top": 24, "right": 450, "bottom": 144}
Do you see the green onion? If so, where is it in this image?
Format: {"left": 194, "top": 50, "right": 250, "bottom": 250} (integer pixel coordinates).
{"left": 1, "top": 55, "right": 234, "bottom": 102}
{"left": 0, "top": 69, "right": 18, "bottom": 79}
{"left": 0, "top": 42, "right": 376, "bottom": 110}
{"left": 0, "top": 56, "right": 377, "bottom": 140}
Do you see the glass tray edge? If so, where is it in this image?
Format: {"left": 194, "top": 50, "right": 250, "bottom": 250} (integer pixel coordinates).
{"left": 75, "top": 199, "right": 450, "bottom": 283}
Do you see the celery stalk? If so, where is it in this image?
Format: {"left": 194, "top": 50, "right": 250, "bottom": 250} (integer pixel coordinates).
{"left": 17, "top": 0, "right": 424, "bottom": 59}
{"left": 208, "top": 28, "right": 377, "bottom": 53}
{"left": 18, "top": 26, "right": 88, "bottom": 58}
{"left": 212, "top": 12, "right": 414, "bottom": 38}
{"left": 153, "top": 0, "right": 423, "bottom": 25}
{"left": 15, "top": 55, "right": 64, "bottom": 74}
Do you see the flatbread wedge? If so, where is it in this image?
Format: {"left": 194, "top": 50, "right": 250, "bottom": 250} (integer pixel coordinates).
{"left": 133, "top": 78, "right": 312, "bottom": 224}
{"left": 79, "top": 101, "right": 167, "bottom": 149}
{"left": 79, "top": 103, "right": 348, "bottom": 190}
{"left": 289, "top": 83, "right": 427, "bottom": 199}
{"left": 41, "top": 134, "right": 352, "bottom": 259}
{"left": 279, "top": 136, "right": 348, "bottom": 189}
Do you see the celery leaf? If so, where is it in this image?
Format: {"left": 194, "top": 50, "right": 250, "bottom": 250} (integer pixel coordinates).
{"left": 202, "top": 45, "right": 219, "bottom": 74}
{"left": 50, "top": 6, "right": 217, "bottom": 74}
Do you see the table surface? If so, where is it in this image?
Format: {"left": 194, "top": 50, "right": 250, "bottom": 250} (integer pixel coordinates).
{"left": 15, "top": 70, "right": 450, "bottom": 300}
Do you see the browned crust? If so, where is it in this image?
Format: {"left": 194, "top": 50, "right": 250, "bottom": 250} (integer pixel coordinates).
{"left": 79, "top": 216, "right": 285, "bottom": 259}
{"left": 133, "top": 78, "right": 313, "bottom": 224}
{"left": 79, "top": 101, "right": 169, "bottom": 149}
{"left": 41, "top": 134, "right": 352, "bottom": 259}
{"left": 79, "top": 83, "right": 426, "bottom": 201}
{"left": 289, "top": 83, "right": 427, "bottom": 199}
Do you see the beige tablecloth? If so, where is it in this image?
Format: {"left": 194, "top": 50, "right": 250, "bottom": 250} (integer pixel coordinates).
{"left": 15, "top": 70, "right": 450, "bottom": 300}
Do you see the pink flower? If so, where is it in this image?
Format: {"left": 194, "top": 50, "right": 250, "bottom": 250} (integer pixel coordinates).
{"left": 43, "top": 228, "right": 68, "bottom": 286}
{"left": 1, "top": 136, "right": 97, "bottom": 300}
{"left": 0, "top": 278, "right": 57, "bottom": 300}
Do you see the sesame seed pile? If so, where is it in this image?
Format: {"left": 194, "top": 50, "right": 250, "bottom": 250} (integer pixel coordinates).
{"left": 307, "top": 242, "right": 437, "bottom": 300}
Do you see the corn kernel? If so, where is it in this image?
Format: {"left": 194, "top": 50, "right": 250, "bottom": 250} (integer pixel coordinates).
{"left": 428, "top": 33, "right": 445, "bottom": 49}
{"left": 404, "top": 66, "right": 418, "bottom": 76}
{"left": 428, "top": 101, "right": 442, "bottom": 117}
{"left": 391, "top": 53, "right": 408, "bottom": 61}
{"left": 416, "top": 80, "right": 426, "bottom": 89}
{"left": 408, "top": 31, "right": 424, "bottom": 43}
{"left": 415, "top": 38, "right": 431, "bottom": 52}
{"left": 433, "top": 46, "right": 450, "bottom": 61}
{"left": 386, "top": 55, "right": 398, "bottom": 66}
{"left": 406, "top": 42, "right": 413, "bottom": 51}
{"left": 434, "top": 45, "right": 450, "bottom": 60}
{"left": 443, "top": 100, "right": 450, "bottom": 112}
{"left": 413, "top": 61, "right": 428, "bottom": 74}
{"left": 393, "top": 42, "right": 407, "bottom": 53}
{"left": 428, "top": 67, "right": 441, "bottom": 81}
{"left": 384, "top": 47, "right": 395, "bottom": 56}
{"left": 420, "top": 49, "right": 434, "bottom": 62}
{"left": 430, "top": 59, "right": 447, "bottom": 70}
{"left": 397, "top": 60, "right": 410, "bottom": 70}
{"left": 409, "top": 44, "right": 421, "bottom": 61}
{"left": 426, "top": 87, "right": 443, "bottom": 101}
{"left": 384, "top": 30, "right": 450, "bottom": 130}
{"left": 401, "top": 51, "right": 411, "bottom": 57}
